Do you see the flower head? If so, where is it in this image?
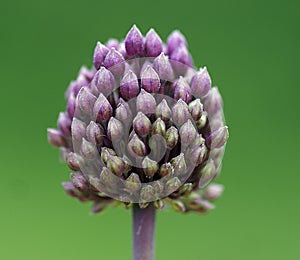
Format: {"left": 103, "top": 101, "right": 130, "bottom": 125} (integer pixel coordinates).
{"left": 48, "top": 25, "right": 228, "bottom": 214}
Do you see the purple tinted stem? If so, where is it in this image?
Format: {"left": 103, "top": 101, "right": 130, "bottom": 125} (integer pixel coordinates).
{"left": 133, "top": 203, "right": 156, "bottom": 260}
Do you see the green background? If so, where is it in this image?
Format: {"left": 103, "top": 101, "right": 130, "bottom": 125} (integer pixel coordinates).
{"left": 1, "top": 0, "right": 299, "bottom": 259}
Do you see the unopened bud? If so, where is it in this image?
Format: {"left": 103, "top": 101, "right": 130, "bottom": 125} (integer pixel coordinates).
{"left": 71, "top": 118, "right": 86, "bottom": 142}
{"left": 140, "top": 185, "right": 156, "bottom": 202}
{"left": 107, "top": 117, "right": 124, "bottom": 141}
{"left": 76, "top": 87, "right": 97, "bottom": 114}
{"left": 93, "top": 41, "right": 109, "bottom": 69}
{"left": 127, "top": 134, "right": 147, "bottom": 157}
{"left": 190, "top": 144, "right": 207, "bottom": 165}
{"left": 203, "top": 184, "right": 224, "bottom": 201}
{"left": 125, "top": 173, "right": 141, "bottom": 193}
{"left": 153, "top": 52, "right": 174, "bottom": 81}
{"left": 86, "top": 121, "right": 104, "bottom": 144}
{"left": 91, "top": 67, "right": 115, "bottom": 96}
{"left": 81, "top": 138, "right": 98, "bottom": 159}
{"left": 151, "top": 118, "right": 166, "bottom": 136}
{"left": 47, "top": 128, "right": 66, "bottom": 147}
{"left": 199, "top": 159, "right": 216, "bottom": 188}
{"left": 67, "top": 152, "right": 83, "bottom": 171}
{"left": 70, "top": 172, "right": 88, "bottom": 192}
{"left": 115, "top": 98, "right": 133, "bottom": 123}
{"left": 171, "top": 99, "right": 190, "bottom": 126}
{"left": 191, "top": 67, "right": 211, "bottom": 97}
{"left": 142, "top": 156, "right": 159, "bottom": 178}
{"left": 159, "top": 163, "right": 173, "bottom": 177}
{"left": 106, "top": 155, "right": 125, "bottom": 176}
{"left": 165, "top": 177, "right": 182, "bottom": 193}
{"left": 207, "top": 126, "right": 229, "bottom": 149}
{"left": 103, "top": 47, "right": 125, "bottom": 76}
{"left": 172, "top": 200, "right": 186, "bottom": 213}
{"left": 171, "top": 153, "right": 187, "bottom": 175}
{"left": 145, "top": 29, "right": 163, "bottom": 57}
{"left": 179, "top": 119, "right": 197, "bottom": 146}
{"left": 133, "top": 112, "right": 152, "bottom": 137}
{"left": 120, "top": 70, "right": 140, "bottom": 100}
{"left": 93, "top": 93, "right": 113, "bottom": 121}
{"left": 155, "top": 99, "right": 171, "bottom": 121}
{"left": 101, "top": 147, "right": 116, "bottom": 163}
{"left": 174, "top": 77, "right": 192, "bottom": 103}
{"left": 125, "top": 25, "right": 144, "bottom": 56}
{"left": 204, "top": 87, "right": 223, "bottom": 115}
{"left": 188, "top": 99, "right": 203, "bottom": 121}
{"left": 165, "top": 126, "right": 179, "bottom": 149}
{"left": 58, "top": 112, "right": 71, "bottom": 136}
{"left": 141, "top": 65, "right": 161, "bottom": 93}
{"left": 136, "top": 89, "right": 156, "bottom": 115}
{"left": 167, "top": 30, "right": 187, "bottom": 54}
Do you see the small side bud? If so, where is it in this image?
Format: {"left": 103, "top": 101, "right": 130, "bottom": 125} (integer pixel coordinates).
{"left": 133, "top": 112, "right": 152, "bottom": 137}
{"left": 191, "top": 67, "right": 211, "bottom": 97}
{"left": 136, "top": 89, "right": 156, "bottom": 115}
{"left": 189, "top": 144, "right": 207, "bottom": 165}
{"left": 67, "top": 152, "right": 83, "bottom": 171}
{"left": 155, "top": 99, "right": 172, "bottom": 121}
{"left": 141, "top": 65, "right": 161, "bottom": 93}
{"left": 172, "top": 200, "right": 186, "bottom": 213}
{"left": 151, "top": 118, "right": 166, "bottom": 136}
{"left": 106, "top": 155, "right": 125, "bottom": 176}
{"left": 125, "top": 25, "right": 144, "bottom": 56}
{"left": 71, "top": 118, "right": 86, "bottom": 142}
{"left": 207, "top": 126, "right": 229, "bottom": 149}
{"left": 188, "top": 99, "right": 203, "bottom": 121}
{"left": 70, "top": 173, "right": 88, "bottom": 192}
{"left": 91, "top": 67, "right": 115, "bottom": 96}
{"left": 76, "top": 87, "right": 97, "bottom": 114}
{"left": 103, "top": 47, "right": 125, "bottom": 76}
{"left": 47, "top": 128, "right": 66, "bottom": 147}
{"left": 199, "top": 159, "right": 216, "bottom": 188}
{"left": 164, "top": 126, "right": 179, "bottom": 149}
{"left": 179, "top": 119, "right": 197, "bottom": 146}
{"left": 159, "top": 163, "right": 173, "bottom": 177}
{"left": 203, "top": 184, "right": 224, "bottom": 201}
{"left": 58, "top": 112, "right": 71, "bottom": 136}
{"left": 174, "top": 77, "right": 192, "bottom": 103}
{"left": 115, "top": 98, "right": 133, "bottom": 123}
{"left": 167, "top": 30, "right": 187, "bottom": 54}
{"left": 107, "top": 117, "right": 124, "bottom": 141}
{"left": 142, "top": 156, "right": 159, "bottom": 178}
{"left": 93, "top": 93, "right": 113, "bottom": 121}
{"left": 153, "top": 52, "right": 174, "bottom": 81}
{"left": 93, "top": 41, "right": 109, "bottom": 69}
{"left": 145, "top": 29, "right": 163, "bottom": 57}
{"left": 101, "top": 147, "right": 116, "bottom": 163}
{"left": 127, "top": 134, "right": 147, "bottom": 157}
{"left": 171, "top": 99, "right": 190, "bottom": 126}
{"left": 86, "top": 121, "right": 104, "bottom": 145}
{"left": 120, "top": 70, "right": 140, "bottom": 100}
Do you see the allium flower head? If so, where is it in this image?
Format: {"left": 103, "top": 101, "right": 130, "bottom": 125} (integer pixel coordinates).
{"left": 48, "top": 25, "right": 229, "bottom": 214}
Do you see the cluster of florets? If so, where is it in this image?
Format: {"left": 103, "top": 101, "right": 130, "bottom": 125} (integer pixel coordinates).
{"left": 48, "top": 25, "right": 228, "bottom": 213}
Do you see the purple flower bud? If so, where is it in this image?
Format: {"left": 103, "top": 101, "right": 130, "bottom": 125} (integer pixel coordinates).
{"left": 47, "top": 128, "right": 66, "bottom": 147}
{"left": 133, "top": 112, "right": 152, "bottom": 137}
{"left": 153, "top": 53, "right": 174, "bottom": 81}
{"left": 188, "top": 99, "right": 203, "bottom": 121}
{"left": 120, "top": 70, "right": 140, "bottom": 100}
{"left": 70, "top": 172, "right": 88, "bottom": 192}
{"left": 171, "top": 99, "right": 190, "bottom": 126}
{"left": 62, "top": 182, "right": 81, "bottom": 199}
{"left": 79, "top": 66, "right": 94, "bottom": 82}
{"left": 106, "top": 155, "right": 125, "bottom": 176}
{"left": 198, "top": 159, "right": 216, "bottom": 188}
{"left": 165, "top": 177, "right": 182, "bottom": 193}
{"left": 91, "top": 202, "right": 108, "bottom": 214}
{"left": 127, "top": 134, "right": 147, "bottom": 157}
{"left": 204, "top": 87, "right": 223, "bottom": 115}
{"left": 151, "top": 118, "right": 166, "bottom": 136}
{"left": 101, "top": 147, "right": 116, "bottom": 163}
{"left": 155, "top": 99, "right": 171, "bottom": 121}
{"left": 190, "top": 67, "right": 211, "bottom": 97}
{"left": 136, "top": 89, "right": 156, "bottom": 115}
{"left": 106, "top": 39, "right": 119, "bottom": 49}
{"left": 103, "top": 47, "right": 125, "bottom": 76}
{"left": 207, "top": 126, "right": 229, "bottom": 149}
{"left": 141, "top": 65, "right": 161, "bottom": 93}
{"left": 125, "top": 173, "right": 142, "bottom": 193}
{"left": 174, "top": 77, "right": 192, "bottom": 103}
{"left": 142, "top": 156, "right": 159, "bottom": 178}
{"left": 58, "top": 112, "right": 71, "bottom": 136}
{"left": 171, "top": 153, "right": 187, "bottom": 176}
{"left": 179, "top": 119, "right": 197, "bottom": 146}
{"left": 66, "top": 93, "right": 76, "bottom": 118}
{"left": 81, "top": 138, "right": 98, "bottom": 159}
{"left": 73, "top": 74, "right": 89, "bottom": 97}
{"left": 167, "top": 30, "right": 187, "bottom": 54}
{"left": 144, "top": 28, "right": 163, "bottom": 57}
{"left": 165, "top": 126, "right": 179, "bottom": 149}
{"left": 93, "top": 93, "right": 113, "bottom": 121}
{"left": 170, "top": 44, "right": 193, "bottom": 73}
{"left": 115, "top": 98, "right": 133, "bottom": 123}
{"left": 71, "top": 118, "right": 86, "bottom": 142}
{"left": 93, "top": 41, "right": 109, "bottom": 69}
{"left": 125, "top": 25, "right": 144, "bottom": 56}
{"left": 76, "top": 87, "right": 97, "bottom": 114}
{"left": 172, "top": 200, "right": 186, "bottom": 213}
{"left": 189, "top": 144, "right": 207, "bottom": 165}
{"left": 140, "top": 185, "right": 155, "bottom": 202}
{"left": 107, "top": 117, "right": 124, "bottom": 141}
{"left": 67, "top": 152, "right": 83, "bottom": 171}
{"left": 203, "top": 184, "right": 224, "bottom": 201}
{"left": 159, "top": 163, "right": 173, "bottom": 177}
{"left": 91, "top": 67, "right": 115, "bottom": 96}
{"left": 86, "top": 121, "right": 104, "bottom": 144}
{"left": 196, "top": 112, "right": 207, "bottom": 131}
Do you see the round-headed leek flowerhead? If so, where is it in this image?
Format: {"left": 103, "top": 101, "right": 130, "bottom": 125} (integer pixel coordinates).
{"left": 48, "top": 25, "right": 229, "bottom": 214}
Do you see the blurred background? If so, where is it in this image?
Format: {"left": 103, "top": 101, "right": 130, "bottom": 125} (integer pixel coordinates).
{"left": 1, "top": 0, "right": 299, "bottom": 259}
